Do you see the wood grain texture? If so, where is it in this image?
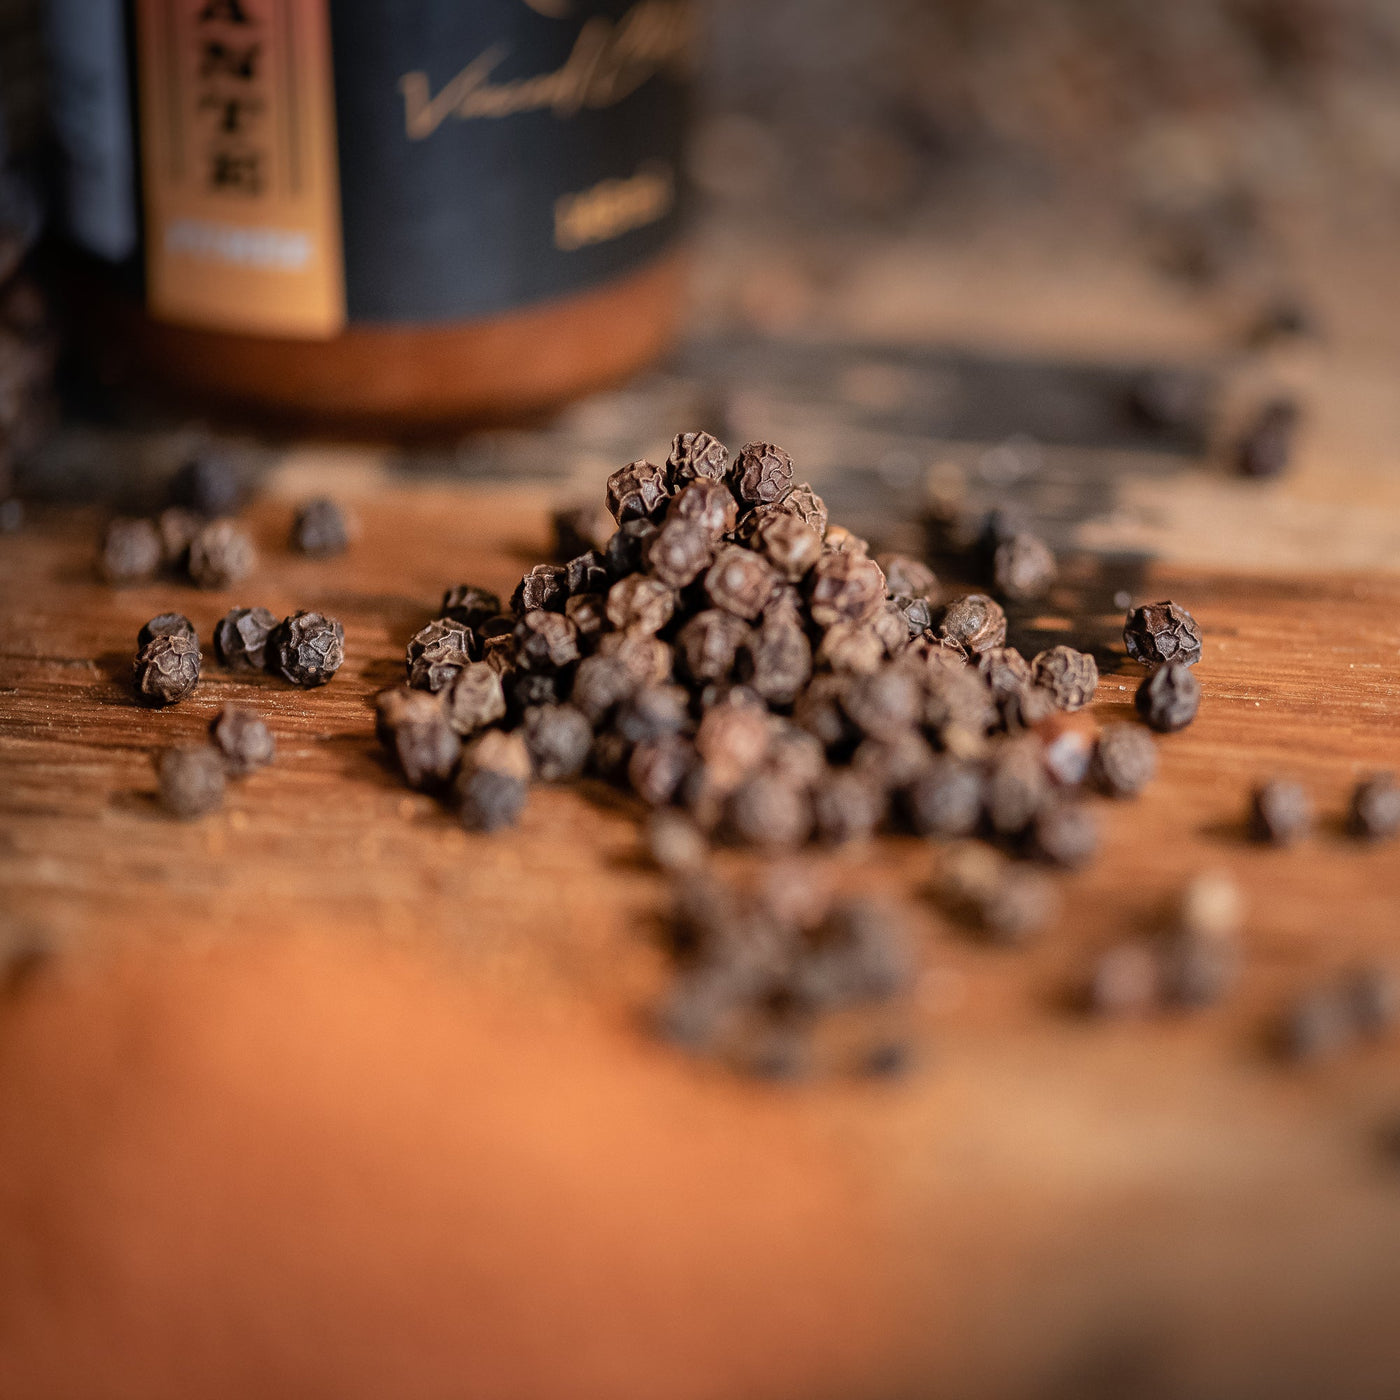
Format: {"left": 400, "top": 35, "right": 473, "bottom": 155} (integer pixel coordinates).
{"left": 2, "top": 490, "right": 1400, "bottom": 1397}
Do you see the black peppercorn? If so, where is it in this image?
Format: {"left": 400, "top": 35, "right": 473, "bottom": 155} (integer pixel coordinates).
{"left": 696, "top": 702, "right": 772, "bottom": 791}
{"left": 725, "top": 775, "right": 812, "bottom": 849}
{"left": 616, "top": 684, "right": 690, "bottom": 745}
{"left": 815, "top": 622, "right": 885, "bottom": 676}
{"left": 514, "top": 610, "right": 581, "bottom": 672}
{"left": 604, "top": 519, "right": 659, "bottom": 578}
{"left": 811, "top": 769, "right": 885, "bottom": 844}
{"left": 903, "top": 757, "right": 983, "bottom": 838}
{"left": 841, "top": 667, "right": 922, "bottom": 743}
{"left": 877, "top": 554, "right": 938, "bottom": 602}
{"left": 667, "top": 430, "right": 730, "bottom": 486}
{"left": 754, "top": 511, "right": 822, "bottom": 583}
{"left": 676, "top": 610, "right": 749, "bottom": 686}
{"left": 511, "top": 563, "right": 568, "bottom": 615}
{"left": 668, "top": 479, "right": 738, "bottom": 540}
{"left": 807, "top": 552, "right": 886, "bottom": 628}
{"left": 923, "top": 666, "right": 997, "bottom": 746}
{"left": 375, "top": 686, "right": 443, "bottom": 747}
{"left": 394, "top": 710, "right": 463, "bottom": 790}
{"left": 214, "top": 606, "right": 277, "bottom": 672}
{"left": 1135, "top": 662, "right": 1200, "bottom": 732}
{"left": 939, "top": 593, "right": 1007, "bottom": 654}
{"left": 596, "top": 627, "right": 673, "bottom": 685}
{"left": 606, "top": 574, "right": 676, "bottom": 634}
{"left": 157, "top": 744, "right": 226, "bottom": 818}
{"left": 1091, "top": 723, "right": 1157, "bottom": 797}
{"left": 644, "top": 517, "right": 715, "bottom": 589}
{"left": 706, "top": 546, "right": 778, "bottom": 621}
{"left": 290, "top": 497, "right": 349, "bottom": 556}
{"left": 985, "top": 737, "right": 1049, "bottom": 835}
{"left": 188, "top": 519, "right": 257, "bottom": 590}
{"left": 779, "top": 484, "right": 829, "bottom": 538}
{"left": 1032, "top": 800, "right": 1099, "bottom": 868}
{"left": 436, "top": 663, "right": 503, "bottom": 736}
{"left": 1236, "top": 397, "right": 1300, "bottom": 479}
{"left": 271, "top": 610, "right": 345, "bottom": 687}
{"left": 101, "top": 517, "right": 162, "bottom": 585}
{"left": 564, "top": 592, "right": 610, "bottom": 645}
{"left": 157, "top": 507, "right": 201, "bottom": 569}
{"left": 210, "top": 704, "right": 275, "bottom": 775}
{"left": 409, "top": 635, "right": 474, "bottom": 693}
{"left": 606, "top": 458, "right": 671, "bottom": 523}
{"left": 407, "top": 618, "right": 475, "bottom": 668}
{"left": 993, "top": 533, "right": 1057, "bottom": 602}
{"left": 738, "top": 620, "right": 812, "bottom": 707}
{"left": 1249, "top": 777, "right": 1312, "bottom": 846}
{"left": 628, "top": 736, "right": 695, "bottom": 806}
{"left": 1349, "top": 773, "right": 1400, "bottom": 842}
{"left": 793, "top": 900, "right": 914, "bottom": 1009}
{"left": 564, "top": 550, "right": 610, "bottom": 596}
{"left": 1124, "top": 600, "right": 1203, "bottom": 667}
{"left": 134, "top": 634, "right": 201, "bottom": 707}
{"left": 734, "top": 442, "right": 795, "bottom": 507}
{"left": 455, "top": 767, "right": 528, "bottom": 833}
{"left": 1031, "top": 646, "right": 1099, "bottom": 711}
{"left": 852, "top": 729, "right": 935, "bottom": 792}
{"left": 169, "top": 450, "right": 242, "bottom": 517}
{"left": 138, "top": 612, "right": 197, "bottom": 651}
{"left": 441, "top": 584, "right": 503, "bottom": 629}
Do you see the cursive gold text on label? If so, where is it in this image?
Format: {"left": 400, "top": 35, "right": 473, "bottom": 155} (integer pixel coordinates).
{"left": 554, "top": 161, "right": 674, "bottom": 250}
{"left": 398, "top": 0, "right": 690, "bottom": 139}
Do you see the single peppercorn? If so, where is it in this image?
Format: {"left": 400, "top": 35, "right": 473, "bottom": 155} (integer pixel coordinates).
{"left": 157, "top": 507, "right": 201, "bottom": 569}
{"left": 395, "top": 711, "right": 463, "bottom": 790}
{"left": 616, "top": 683, "right": 690, "bottom": 745}
{"left": 409, "top": 634, "right": 474, "bottom": 693}
{"left": 811, "top": 769, "right": 885, "bottom": 844}
{"left": 210, "top": 704, "right": 275, "bottom": 776}
{"left": 1035, "top": 711, "right": 1097, "bottom": 787}
{"left": 725, "top": 774, "right": 812, "bottom": 849}
{"left": 779, "top": 483, "right": 829, "bottom": 538}
{"left": 271, "top": 610, "right": 344, "bottom": 687}
{"left": 455, "top": 767, "right": 528, "bottom": 833}
{"left": 564, "top": 550, "right": 609, "bottom": 596}
{"left": 902, "top": 758, "right": 984, "bottom": 838}
{"left": 520, "top": 704, "right": 592, "bottom": 782}
{"left": 514, "top": 610, "right": 581, "bottom": 672}
{"left": 564, "top": 592, "right": 609, "bottom": 644}
{"left": 214, "top": 606, "right": 277, "bottom": 672}
{"left": 100, "top": 517, "right": 162, "bottom": 585}
{"left": 1236, "top": 397, "right": 1300, "bottom": 479}
{"left": 738, "top": 620, "right": 812, "bottom": 707}
{"left": 407, "top": 618, "right": 475, "bottom": 668}
{"left": 290, "top": 497, "right": 349, "bottom": 556}
{"left": 696, "top": 702, "right": 772, "bottom": 791}
{"left": 138, "top": 613, "right": 197, "bottom": 651}
{"left": 606, "top": 458, "right": 671, "bottom": 523}
{"left": 441, "top": 663, "right": 507, "bottom": 736}
{"left": 511, "top": 563, "right": 568, "bottom": 615}
{"left": 1349, "top": 773, "right": 1400, "bottom": 842}
{"left": 734, "top": 442, "right": 795, "bottom": 507}
{"left": 676, "top": 610, "right": 749, "bottom": 685}
{"left": 441, "top": 584, "right": 503, "bottom": 629}
{"left": 923, "top": 665, "right": 998, "bottom": 745}
{"left": 644, "top": 517, "right": 715, "bottom": 589}
{"left": 1124, "top": 600, "right": 1203, "bottom": 667}
{"left": 157, "top": 744, "right": 226, "bottom": 818}
{"left": 134, "top": 634, "right": 201, "bottom": 707}
{"left": 606, "top": 574, "right": 676, "bottom": 634}
{"left": 993, "top": 532, "right": 1057, "bottom": 602}
{"left": 1031, "top": 646, "right": 1099, "bottom": 711}
{"left": 890, "top": 596, "right": 934, "bottom": 640}
{"left": 596, "top": 627, "right": 672, "bottom": 685}
{"left": 1032, "top": 800, "right": 1099, "bottom": 868}
{"left": 570, "top": 654, "right": 637, "bottom": 727}
{"left": 977, "top": 646, "right": 1032, "bottom": 702}
{"left": 877, "top": 554, "right": 938, "bottom": 602}
{"left": 939, "top": 593, "right": 1007, "bottom": 655}
{"left": 188, "top": 518, "right": 257, "bottom": 590}
{"left": 985, "top": 737, "right": 1049, "bottom": 835}
{"left": 169, "top": 450, "right": 242, "bottom": 517}
{"left": 668, "top": 479, "right": 738, "bottom": 540}
{"left": 1135, "top": 661, "right": 1200, "bottom": 732}
{"left": 375, "top": 686, "right": 443, "bottom": 747}
{"left": 841, "top": 667, "right": 922, "bottom": 743}
{"left": 755, "top": 511, "right": 822, "bottom": 582}
{"left": 807, "top": 552, "right": 886, "bottom": 628}
{"left": 666, "top": 430, "right": 730, "bottom": 486}
{"left": 604, "top": 519, "right": 658, "bottom": 577}
{"left": 1249, "top": 777, "right": 1312, "bottom": 846}
{"left": 815, "top": 622, "right": 885, "bottom": 676}
{"left": 645, "top": 811, "right": 707, "bottom": 874}
{"left": 1091, "top": 723, "right": 1158, "bottom": 797}
{"left": 705, "top": 545, "right": 778, "bottom": 621}
{"left": 628, "top": 736, "right": 695, "bottom": 806}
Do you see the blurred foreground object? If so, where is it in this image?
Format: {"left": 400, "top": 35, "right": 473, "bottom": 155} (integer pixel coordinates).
{"left": 45, "top": 0, "right": 691, "bottom": 428}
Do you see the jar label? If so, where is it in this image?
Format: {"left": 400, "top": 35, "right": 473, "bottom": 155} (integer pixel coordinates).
{"left": 96, "top": 0, "right": 690, "bottom": 338}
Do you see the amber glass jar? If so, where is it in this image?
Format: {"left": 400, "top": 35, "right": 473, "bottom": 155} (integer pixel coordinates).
{"left": 47, "top": 0, "right": 690, "bottom": 429}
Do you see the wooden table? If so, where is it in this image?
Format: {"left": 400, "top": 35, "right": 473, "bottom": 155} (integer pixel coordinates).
{"left": 2, "top": 217, "right": 1399, "bottom": 1397}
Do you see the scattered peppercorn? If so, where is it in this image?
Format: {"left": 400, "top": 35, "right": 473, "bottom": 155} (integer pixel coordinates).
{"left": 1031, "top": 646, "right": 1098, "bottom": 711}
{"left": 214, "top": 606, "right": 277, "bottom": 672}
{"left": 394, "top": 710, "right": 462, "bottom": 790}
{"left": 1236, "top": 397, "right": 1300, "bottom": 479}
{"left": 993, "top": 532, "right": 1057, "bottom": 602}
{"left": 137, "top": 613, "right": 196, "bottom": 651}
{"left": 1032, "top": 800, "right": 1099, "bottom": 868}
{"left": 522, "top": 704, "right": 592, "bottom": 781}
{"left": 157, "top": 506, "right": 200, "bottom": 568}
{"left": 667, "top": 429, "right": 729, "bottom": 486}
{"left": 1349, "top": 773, "right": 1400, "bottom": 842}
{"left": 939, "top": 593, "right": 1007, "bottom": 654}
{"left": 734, "top": 442, "right": 795, "bottom": 507}
{"left": 290, "top": 497, "right": 349, "bottom": 556}
{"left": 606, "top": 458, "right": 671, "bottom": 523}
{"left": 134, "top": 634, "right": 200, "bottom": 707}
{"left": 271, "top": 610, "right": 345, "bottom": 687}
{"left": 210, "top": 704, "right": 275, "bottom": 775}
{"left": 188, "top": 518, "right": 257, "bottom": 590}
{"left": 1249, "top": 777, "right": 1312, "bottom": 845}
{"left": 169, "top": 450, "right": 242, "bottom": 517}
{"left": 1124, "top": 600, "right": 1203, "bottom": 667}
{"left": 1091, "top": 723, "right": 1158, "bottom": 797}
{"left": 101, "top": 517, "right": 162, "bottom": 585}
{"left": 1135, "top": 662, "right": 1200, "bottom": 732}
{"left": 157, "top": 744, "right": 225, "bottom": 818}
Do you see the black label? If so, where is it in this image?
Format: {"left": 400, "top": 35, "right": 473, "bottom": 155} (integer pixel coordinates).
{"left": 328, "top": 0, "right": 690, "bottom": 324}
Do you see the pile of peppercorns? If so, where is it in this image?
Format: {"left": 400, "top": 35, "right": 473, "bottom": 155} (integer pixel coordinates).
{"left": 366, "top": 432, "right": 1223, "bottom": 1064}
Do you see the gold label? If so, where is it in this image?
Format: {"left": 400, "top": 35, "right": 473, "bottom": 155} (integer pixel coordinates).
{"left": 134, "top": 0, "right": 345, "bottom": 339}
{"left": 554, "top": 161, "right": 675, "bottom": 251}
